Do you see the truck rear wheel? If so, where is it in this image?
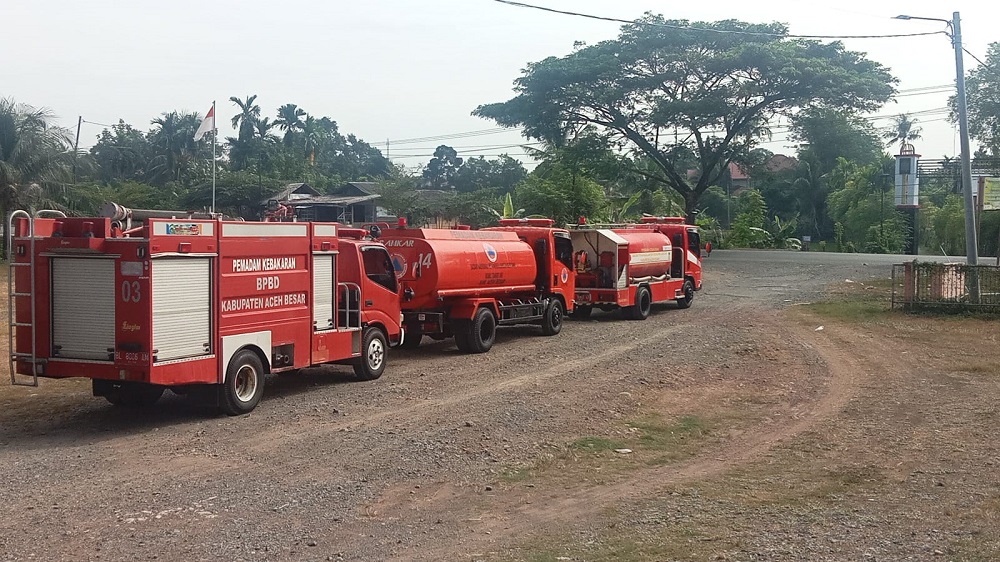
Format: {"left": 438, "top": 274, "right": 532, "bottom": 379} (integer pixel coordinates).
{"left": 354, "top": 327, "right": 387, "bottom": 381}
{"left": 453, "top": 323, "right": 471, "bottom": 352}
{"left": 541, "top": 299, "right": 563, "bottom": 336}
{"left": 97, "top": 380, "right": 164, "bottom": 408}
{"left": 625, "top": 286, "right": 652, "bottom": 320}
{"left": 676, "top": 279, "right": 695, "bottom": 309}
{"left": 400, "top": 332, "right": 422, "bottom": 349}
{"left": 467, "top": 307, "right": 496, "bottom": 353}
{"left": 221, "top": 349, "right": 266, "bottom": 415}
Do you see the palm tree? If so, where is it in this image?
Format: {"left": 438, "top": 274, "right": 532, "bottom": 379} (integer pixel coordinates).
{"left": 229, "top": 95, "right": 260, "bottom": 142}
{"left": 147, "top": 111, "right": 204, "bottom": 185}
{"left": 254, "top": 117, "right": 276, "bottom": 141}
{"left": 275, "top": 103, "right": 306, "bottom": 146}
{"left": 302, "top": 115, "right": 322, "bottom": 164}
{"left": 0, "top": 98, "right": 73, "bottom": 250}
{"left": 884, "top": 114, "right": 922, "bottom": 152}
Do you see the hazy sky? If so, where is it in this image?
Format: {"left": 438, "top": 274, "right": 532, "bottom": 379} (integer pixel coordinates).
{"left": 5, "top": 0, "right": 997, "bottom": 170}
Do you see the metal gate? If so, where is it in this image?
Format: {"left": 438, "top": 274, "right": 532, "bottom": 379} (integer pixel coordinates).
{"left": 51, "top": 258, "right": 116, "bottom": 361}
{"left": 152, "top": 258, "right": 212, "bottom": 361}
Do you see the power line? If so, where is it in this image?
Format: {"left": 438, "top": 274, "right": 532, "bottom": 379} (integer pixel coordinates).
{"left": 82, "top": 119, "right": 119, "bottom": 128}
{"left": 963, "top": 47, "right": 986, "bottom": 67}
{"left": 386, "top": 127, "right": 516, "bottom": 145}
{"left": 491, "top": 0, "right": 949, "bottom": 40}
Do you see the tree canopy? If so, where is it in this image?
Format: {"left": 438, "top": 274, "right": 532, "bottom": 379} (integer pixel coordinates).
{"left": 951, "top": 42, "right": 1000, "bottom": 156}
{"left": 474, "top": 15, "right": 897, "bottom": 220}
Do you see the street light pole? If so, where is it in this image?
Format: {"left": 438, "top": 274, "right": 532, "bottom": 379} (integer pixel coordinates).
{"left": 894, "top": 12, "right": 978, "bottom": 266}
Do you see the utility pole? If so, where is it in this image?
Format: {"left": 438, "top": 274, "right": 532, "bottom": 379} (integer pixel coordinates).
{"left": 894, "top": 12, "right": 978, "bottom": 264}
{"left": 952, "top": 11, "right": 978, "bottom": 267}
{"left": 72, "top": 116, "right": 82, "bottom": 184}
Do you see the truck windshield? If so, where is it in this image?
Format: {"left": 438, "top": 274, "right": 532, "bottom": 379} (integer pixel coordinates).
{"left": 362, "top": 247, "right": 398, "bottom": 293}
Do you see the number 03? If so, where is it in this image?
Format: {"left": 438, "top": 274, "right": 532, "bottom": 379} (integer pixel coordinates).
{"left": 121, "top": 280, "right": 141, "bottom": 303}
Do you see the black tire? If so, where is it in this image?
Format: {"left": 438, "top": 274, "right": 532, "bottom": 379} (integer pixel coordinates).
{"left": 100, "top": 381, "right": 165, "bottom": 408}
{"left": 625, "top": 286, "right": 652, "bottom": 320}
{"left": 353, "top": 327, "right": 388, "bottom": 381}
{"left": 400, "top": 332, "right": 422, "bottom": 349}
{"left": 541, "top": 299, "right": 564, "bottom": 336}
{"left": 570, "top": 305, "right": 593, "bottom": 320}
{"left": 452, "top": 321, "right": 472, "bottom": 352}
{"left": 676, "top": 279, "right": 695, "bottom": 309}
{"left": 221, "top": 349, "right": 266, "bottom": 415}
{"left": 467, "top": 307, "right": 497, "bottom": 354}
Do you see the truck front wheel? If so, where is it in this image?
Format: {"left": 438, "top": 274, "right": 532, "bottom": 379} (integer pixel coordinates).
{"left": 354, "top": 328, "right": 388, "bottom": 381}
{"left": 467, "top": 307, "right": 497, "bottom": 353}
{"left": 676, "top": 279, "right": 695, "bottom": 309}
{"left": 541, "top": 299, "right": 563, "bottom": 336}
{"left": 221, "top": 349, "right": 266, "bottom": 415}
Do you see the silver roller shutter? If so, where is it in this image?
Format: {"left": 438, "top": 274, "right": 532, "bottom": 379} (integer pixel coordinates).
{"left": 51, "top": 258, "right": 116, "bottom": 361}
{"left": 152, "top": 258, "right": 211, "bottom": 361}
{"left": 313, "top": 254, "right": 335, "bottom": 331}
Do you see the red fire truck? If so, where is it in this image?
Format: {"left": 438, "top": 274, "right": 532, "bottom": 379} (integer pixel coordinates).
{"left": 569, "top": 216, "right": 703, "bottom": 319}
{"left": 7, "top": 206, "right": 402, "bottom": 415}
{"left": 379, "top": 218, "right": 575, "bottom": 353}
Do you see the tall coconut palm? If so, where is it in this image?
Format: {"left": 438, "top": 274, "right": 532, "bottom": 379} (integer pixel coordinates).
{"left": 302, "top": 115, "right": 322, "bottom": 164}
{"left": 229, "top": 95, "right": 260, "bottom": 142}
{"left": 275, "top": 103, "right": 306, "bottom": 146}
{"left": 0, "top": 98, "right": 73, "bottom": 215}
{"left": 254, "top": 117, "right": 277, "bottom": 142}
{"left": 884, "top": 114, "right": 922, "bottom": 152}
{"left": 147, "top": 111, "right": 204, "bottom": 185}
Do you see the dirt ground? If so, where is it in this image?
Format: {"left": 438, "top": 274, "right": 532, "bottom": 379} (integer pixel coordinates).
{"left": 1, "top": 250, "right": 998, "bottom": 562}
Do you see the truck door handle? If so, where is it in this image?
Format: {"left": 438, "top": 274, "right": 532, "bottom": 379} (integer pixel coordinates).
{"left": 365, "top": 299, "right": 373, "bottom": 307}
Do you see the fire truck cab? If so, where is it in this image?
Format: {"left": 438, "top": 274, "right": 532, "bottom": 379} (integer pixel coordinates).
{"left": 7, "top": 207, "right": 402, "bottom": 415}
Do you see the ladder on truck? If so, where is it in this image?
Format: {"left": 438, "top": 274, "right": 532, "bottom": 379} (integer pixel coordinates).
{"left": 7, "top": 209, "right": 66, "bottom": 386}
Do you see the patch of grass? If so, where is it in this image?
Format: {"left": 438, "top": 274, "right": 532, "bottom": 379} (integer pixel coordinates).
{"left": 627, "top": 415, "right": 710, "bottom": 464}
{"left": 570, "top": 436, "right": 626, "bottom": 452}
{"left": 802, "top": 278, "right": 896, "bottom": 322}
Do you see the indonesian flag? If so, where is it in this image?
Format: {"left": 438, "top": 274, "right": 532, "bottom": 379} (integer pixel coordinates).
{"left": 193, "top": 104, "right": 215, "bottom": 141}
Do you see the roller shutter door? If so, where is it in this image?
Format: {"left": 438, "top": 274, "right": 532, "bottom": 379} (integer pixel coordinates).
{"left": 152, "top": 258, "right": 211, "bottom": 361}
{"left": 51, "top": 258, "right": 116, "bottom": 361}
{"left": 313, "top": 254, "right": 335, "bottom": 331}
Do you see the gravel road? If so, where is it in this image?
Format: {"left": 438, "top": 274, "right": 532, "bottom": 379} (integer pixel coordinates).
{"left": 0, "top": 250, "right": 921, "bottom": 561}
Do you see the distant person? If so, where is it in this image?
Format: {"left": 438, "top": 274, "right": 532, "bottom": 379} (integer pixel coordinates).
{"left": 705, "top": 241, "right": 712, "bottom": 257}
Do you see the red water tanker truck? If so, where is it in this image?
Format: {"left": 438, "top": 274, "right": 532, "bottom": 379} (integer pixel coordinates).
{"left": 569, "top": 216, "right": 703, "bottom": 319}
{"left": 379, "top": 218, "right": 575, "bottom": 353}
{"left": 6, "top": 205, "right": 402, "bottom": 414}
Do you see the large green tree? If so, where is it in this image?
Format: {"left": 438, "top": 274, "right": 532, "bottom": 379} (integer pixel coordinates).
{"left": 422, "top": 145, "right": 464, "bottom": 189}
{"left": 474, "top": 16, "right": 896, "bottom": 220}
{"left": 89, "top": 119, "right": 151, "bottom": 182}
{"left": 950, "top": 42, "right": 1000, "bottom": 156}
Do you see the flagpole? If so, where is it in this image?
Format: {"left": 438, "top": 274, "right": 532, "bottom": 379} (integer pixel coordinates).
{"left": 211, "top": 100, "right": 217, "bottom": 215}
